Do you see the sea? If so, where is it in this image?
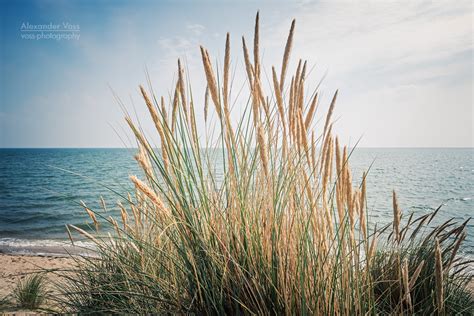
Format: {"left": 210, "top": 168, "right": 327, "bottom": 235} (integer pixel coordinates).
{"left": 0, "top": 148, "right": 472, "bottom": 257}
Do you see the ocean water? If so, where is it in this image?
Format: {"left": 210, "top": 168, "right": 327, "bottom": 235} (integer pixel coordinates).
{"left": 0, "top": 148, "right": 472, "bottom": 256}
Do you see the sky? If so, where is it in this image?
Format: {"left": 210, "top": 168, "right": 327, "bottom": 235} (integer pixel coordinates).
{"left": 0, "top": 0, "right": 472, "bottom": 148}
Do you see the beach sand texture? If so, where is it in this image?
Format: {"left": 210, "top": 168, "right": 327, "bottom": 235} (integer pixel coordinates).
{"left": 0, "top": 254, "right": 75, "bottom": 302}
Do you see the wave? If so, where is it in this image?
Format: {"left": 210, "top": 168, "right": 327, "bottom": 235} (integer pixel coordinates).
{"left": 0, "top": 238, "right": 96, "bottom": 257}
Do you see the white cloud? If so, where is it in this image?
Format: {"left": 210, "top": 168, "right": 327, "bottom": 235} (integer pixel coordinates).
{"left": 256, "top": 1, "right": 473, "bottom": 147}
{"left": 4, "top": 1, "right": 471, "bottom": 147}
{"left": 187, "top": 23, "right": 205, "bottom": 36}
{"left": 264, "top": 1, "right": 472, "bottom": 78}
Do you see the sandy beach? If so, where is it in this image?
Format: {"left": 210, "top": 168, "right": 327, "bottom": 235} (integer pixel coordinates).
{"left": 0, "top": 254, "right": 75, "bottom": 300}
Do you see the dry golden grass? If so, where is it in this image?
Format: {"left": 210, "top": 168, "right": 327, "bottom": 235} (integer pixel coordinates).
{"left": 57, "top": 12, "right": 473, "bottom": 315}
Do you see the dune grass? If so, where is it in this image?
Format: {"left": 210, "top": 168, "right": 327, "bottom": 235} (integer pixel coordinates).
{"left": 0, "top": 295, "right": 11, "bottom": 310}
{"left": 57, "top": 13, "right": 473, "bottom": 314}
{"left": 13, "top": 273, "right": 48, "bottom": 310}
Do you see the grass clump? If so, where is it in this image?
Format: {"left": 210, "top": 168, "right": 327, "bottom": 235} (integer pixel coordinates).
{"left": 13, "top": 273, "right": 48, "bottom": 310}
{"left": 0, "top": 295, "right": 12, "bottom": 310}
{"left": 371, "top": 205, "right": 473, "bottom": 314}
{"left": 58, "top": 12, "right": 473, "bottom": 314}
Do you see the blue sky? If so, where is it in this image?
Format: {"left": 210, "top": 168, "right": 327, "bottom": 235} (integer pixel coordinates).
{"left": 0, "top": 0, "right": 472, "bottom": 147}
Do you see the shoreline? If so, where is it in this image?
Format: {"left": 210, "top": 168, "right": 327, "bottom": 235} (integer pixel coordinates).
{"left": 0, "top": 238, "right": 96, "bottom": 258}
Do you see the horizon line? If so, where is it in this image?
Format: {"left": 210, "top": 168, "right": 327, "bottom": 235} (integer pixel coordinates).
{"left": 1, "top": 146, "right": 473, "bottom": 150}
